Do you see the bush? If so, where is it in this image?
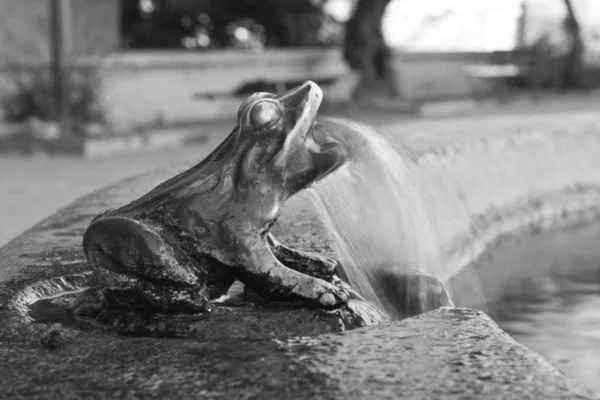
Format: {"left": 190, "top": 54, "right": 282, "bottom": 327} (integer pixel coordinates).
{"left": 1, "top": 65, "right": 105, "bottom": 126}
{"left": 121, "top": 0, "right": 344, "bottom": 50}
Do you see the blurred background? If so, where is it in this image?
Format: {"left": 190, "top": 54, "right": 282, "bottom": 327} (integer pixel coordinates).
{"left": 2, "top": 1, "right": 600, "bottom": 393}
{"left": 1, "top": 0, "right": 599, "bottom": 246}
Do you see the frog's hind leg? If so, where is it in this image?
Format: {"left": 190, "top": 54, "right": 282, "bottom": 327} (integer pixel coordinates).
{"left": 83, "top": 216, "right": 209, "bottom": 313}
{"left": 267, "top": 233, "right": 342, "bottom": 282}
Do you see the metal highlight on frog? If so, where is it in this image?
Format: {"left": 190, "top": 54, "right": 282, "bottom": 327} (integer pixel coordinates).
{"left": 82, "top": 81, "right": 352, "bottom": 315}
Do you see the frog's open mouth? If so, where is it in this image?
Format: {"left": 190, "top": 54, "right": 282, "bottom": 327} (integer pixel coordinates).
{"left": 271, "top": 81, "right": 348, "bottom": 194}
{"left": 272, "top": 81, "right": 323, "bottom": 168}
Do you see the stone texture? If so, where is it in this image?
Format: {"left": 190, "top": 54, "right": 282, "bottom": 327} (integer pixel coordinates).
{"left": 0, "top": 307, "right": 596, "bottom": 399}
{"left": 3, "top": 110, "right": 600, "bottom": 398}
{"left": 282, "top": 308, "right": 596, "bottom": 400}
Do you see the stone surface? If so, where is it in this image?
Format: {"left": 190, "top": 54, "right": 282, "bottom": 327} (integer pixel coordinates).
{"left": 0, "top": 307, "right": 596, "bottom": 399}
{"left": 3, "top": 110, "right": 600, "bottom": 398}
{"left": 283, "top": 308, "right": 596, "bottom": 400}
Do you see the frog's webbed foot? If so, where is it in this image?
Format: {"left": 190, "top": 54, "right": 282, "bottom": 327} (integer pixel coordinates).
{"left": 83, "top": 216, "right": 209, "bottom": 314}
{"left": 266, "top": 233, "right": 340, "bottom": 282}
{"left": 239, "top": 243, "right": 350, "bottom": 308}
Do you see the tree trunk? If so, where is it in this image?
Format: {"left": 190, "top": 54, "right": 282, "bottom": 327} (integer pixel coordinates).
{"left": 343, "top": 0, "right": 397, "bottom": 99}
{"left": 561, "top": 0, "right": 585, "bottom": 89}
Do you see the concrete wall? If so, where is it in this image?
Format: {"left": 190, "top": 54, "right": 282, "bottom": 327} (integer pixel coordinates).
{"left": 97, "top": 48, "right": 352, "bottom": 130}
{"left": 392, "top": 51, "right": 496, "bottom": 100}
{"left": 92, "top": 49, "right": 498, "bottom": 130}
{"left": 0, "top": 48, "right": 499, "bottom": 130}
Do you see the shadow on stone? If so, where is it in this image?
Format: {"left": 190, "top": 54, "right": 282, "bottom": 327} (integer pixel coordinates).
{"left": 25, "top": 277, "right": 388, "bottom": 339}
{"left": 22, "top": 269, "right": 456, "bottom": 340}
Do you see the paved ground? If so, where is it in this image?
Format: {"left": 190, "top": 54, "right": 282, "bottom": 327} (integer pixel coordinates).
{"left": 1, "top": 93, "right": 599, "bottom": 248}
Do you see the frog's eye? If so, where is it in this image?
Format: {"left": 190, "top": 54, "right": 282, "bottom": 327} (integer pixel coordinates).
{"left": 237, "top": 92, "right": 276, "bottom": 119}
{"left": 249, "top": 101, "right": 282, "bottom": 130}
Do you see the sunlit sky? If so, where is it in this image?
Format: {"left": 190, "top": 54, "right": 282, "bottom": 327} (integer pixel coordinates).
{"left": 383, "top": 0, "right": 523, "bottom": 51}
{"left": 325, "top": 0, "right": 600, "bottom": 52}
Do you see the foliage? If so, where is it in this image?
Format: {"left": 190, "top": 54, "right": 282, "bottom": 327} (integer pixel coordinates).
{"left": 1, "top": 65, "right": 105, "bottom": 125}
{"left": 121, "top": 0, "right": 343, "bottom": 50}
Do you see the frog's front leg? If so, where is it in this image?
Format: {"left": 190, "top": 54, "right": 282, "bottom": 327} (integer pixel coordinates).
{"left": 267, "top": 233, "right": 339, "bottom": 282}
{"left": 83, "top": 216, "right": 209, "bottom": 313}
{"left": 237, "top": 242, "right": 349, "bottom": 307}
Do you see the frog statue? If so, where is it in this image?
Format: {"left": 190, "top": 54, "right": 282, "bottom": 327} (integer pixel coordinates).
{"left": 79, "top": 81, "right": 452, "bottom": 330}
{"left": 82, "top": 81, "right": 353, "bottom": 316}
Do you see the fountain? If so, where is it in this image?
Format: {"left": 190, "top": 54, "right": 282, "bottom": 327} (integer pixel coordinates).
{"left": 1, "top": 82, "right": 599, "bottom": 399}
{"left": 11, "top": 81, "right": 452, "bottom": 337}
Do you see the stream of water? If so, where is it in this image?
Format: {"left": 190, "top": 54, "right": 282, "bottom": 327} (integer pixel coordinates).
{"left": 307, "top": 117, "right": 441, "bottom": 319}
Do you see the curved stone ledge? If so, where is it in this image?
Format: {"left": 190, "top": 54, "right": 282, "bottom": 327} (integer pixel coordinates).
{"left": 2, "top": 110, "right": 600, "bottom": 398}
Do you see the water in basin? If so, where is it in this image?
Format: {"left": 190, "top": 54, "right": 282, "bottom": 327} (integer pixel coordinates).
{"left": 450, "top": 221, "right": 600, "bottom": 394}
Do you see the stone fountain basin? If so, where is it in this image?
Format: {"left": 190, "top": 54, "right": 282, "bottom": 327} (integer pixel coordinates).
{"left": 2, "top": 110, "right": 600, "bottom": 399}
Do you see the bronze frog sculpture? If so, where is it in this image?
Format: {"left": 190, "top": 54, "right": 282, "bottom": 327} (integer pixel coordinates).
{"left": 82, "top": 81, "right": 353, "bottom": 315}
